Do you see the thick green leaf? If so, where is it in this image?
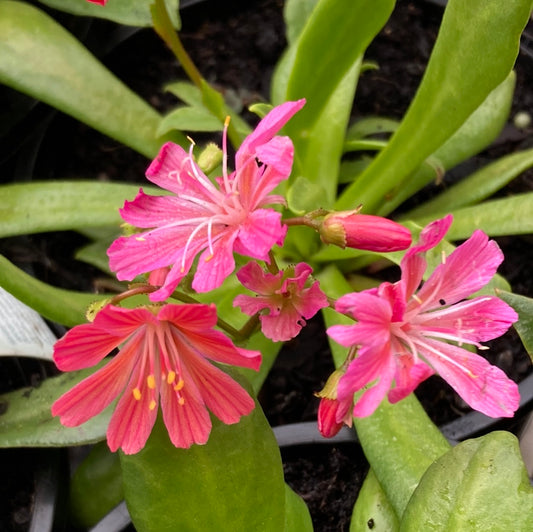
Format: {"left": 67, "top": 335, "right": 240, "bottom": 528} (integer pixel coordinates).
{"left": 337, "top": 0, "right": 531, "bottom": 214}
{"left": 351, "top": 470, "right": 399, "bottom": 532}
{"left": 157, "top": 106, "right": 222, "bottom": 134}
{"left": 400, "top": 432, "right": 533, "bottom": 531}
{"left": 283, "top": 0, "right": 320, "bottom": 45}
{"left": 498, "top": 291, "right": 533, "bottom": 362}
{"left": 69, "top": 442, "right": 123, "bottom": 528}
{"left": 121, "top": 398, "right": 287, "bottom": 531}
{"left": 405, "top": 145, "right": 533, "bottom": 218}
{"left": 345, "top": 116, "right": 399, "bottom": 141}
{"left": 0, "top": 181, "right": 164, "bottom": 238}
{"left": 0, "top": 365, "right": 109, "bottom": 447}
{"left": 0, "top": 1, "right": 181, "bottom": 158}
{"left": 37, "top": 0, "right": 180, "bottom": 27}
{"left": 411, "top": 193, "right": 533, "bottom": 240}
{"left": 284, "top": 484, "right": 313, "bottom": 531}
{"left": 374, "top": 71, "right": 516, "bottom": 216}
{"left": 0, "top": 255, "right": 107, "bottom": 327}
{"left": 279, "top": 0, "right": 395, "bottom": 204}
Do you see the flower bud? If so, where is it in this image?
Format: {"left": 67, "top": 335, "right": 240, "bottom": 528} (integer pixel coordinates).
{"left": 319, "top": 211, "right": 412, "bottom": 252}
{"left": 197, "top": 142, "right": 223, "bottom": 174}
{"left": 316, "top": 368, "right": 352, "bottom": 438}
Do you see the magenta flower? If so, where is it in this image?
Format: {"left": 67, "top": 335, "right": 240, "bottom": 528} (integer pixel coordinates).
{"left": 319, "top": 211, "right": 412, "bottom": 252}
{"left": 327, "top": 215, "right": 520, "bottom": 419}
{"left": 52, "top": 303, "right": 261, "bottom": 454}
{"left": 108, "top": 100, "right": 306, "bottom": 300}
{"left": 233, "top": 261, "right": 329, "bottom": 342}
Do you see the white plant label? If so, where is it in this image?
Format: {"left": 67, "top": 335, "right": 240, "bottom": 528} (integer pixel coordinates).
{"left": 0, "top": 287, "right": 57, "bottom": 361}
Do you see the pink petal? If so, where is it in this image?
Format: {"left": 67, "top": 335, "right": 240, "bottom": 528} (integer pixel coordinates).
{"left": 404, "top": 215, "right": 453, "bottom": 260}
{"left": 145, "top": 142, "right": 191, "bottom": 194}
{"left": 291, "top": 281, "right": 329, "bottom": 319}
{"left": 388, "top": 360, "right": 434, "bottom": 404}
{"left": 180, "top": 343, "right": 256, "bottom": 424}
{"left": 158, "top": 303, "right": 218, "bottom": 331}
{"left": 192, "top": 230, "right": 239, "bottom": 292}
{"left": 160, "top": 374, "right": 212, "bottom": 448}
{"left": 106, "top": 359, "right": 160, "bottom": 454}
{"left": 318, "top": 397, "right": 352, "bottom": 438}
{"left": 417, "top": 231, "right": 504, "bottom": 307}
{"left": 418, "top": 338, "right": 520, "bottom": 418}
{"left": 259, "top": 306, "right": 305, "bottom": 342}
{"left": 120, "top": 189, "right": 205, "bottom": 228}
{"left": 52, "top": 342, "right": 138, "bottom": 426}
{"left": 234, "top": 209, "right": 287, "bottom": 259}
{"left": 417, "top": 296, "right": 518, "bottom": 343}
{"left": 53, "top": 322, "right": 121, "bottom": 371}
{"left": 94, "top": 305, "right": 156, "bottom": 337}
{"left": 254, "top": 136, "right": 295, "bottom": 177}
{"left": 235, "top": 261, "right": 283, "bottom": 295}
{"left": 235, "top": 99, "right": 305, "bottom": 167}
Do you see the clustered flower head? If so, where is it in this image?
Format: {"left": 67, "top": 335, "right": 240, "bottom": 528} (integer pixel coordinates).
{"left": 322, "top": 214, "right": 519, "bottom": 436}
{"left": 51, "top": 96, "right": 521, "bottom": 454}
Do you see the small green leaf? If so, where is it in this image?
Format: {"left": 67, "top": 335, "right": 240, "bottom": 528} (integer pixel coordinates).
{"left": 0, "top": 365, "right": 109, "bottom": 448}
{"left": 498, "top": 291, "right": 533, "bottom": 362}
{"left": 121, "top": 397, "right": 287, "bottom": 531}
{"left": 164, "top": 80, "right": 203, "bottom": 106}
{"left": 0, "top": 1, "right": 184, "bottom": 158}
{"left": 400, "top": 432, "right": 533, "bottom": 531}
{"left": 345, "top": 116, "right": 399, "bottom": 141}
{"left": 69, "top": 442, "right": 123, "bottom": 528}
{"left": 157, "top": 106, "right": 222, "bottom": 134}
{"left": 287, "top": 176, "right": 329, "bottom": 214}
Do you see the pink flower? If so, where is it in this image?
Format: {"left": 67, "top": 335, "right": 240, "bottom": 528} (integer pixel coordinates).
{"left": 108, "top": 100, "right": 306, "bottom": 300}
{"left": 327, "top": 215, "right": 520, "bottom": 419}
{"left": 233, "top": 261, "right": 329, "bottom": 342}
{"left": 319, "top": 211, "right": 412, "bottom": 252}
{"left": 51, "top": 303, "right": 261, "bottom": 454}
{"left": 86, "top": 0, "right": 107, "bottom": 4}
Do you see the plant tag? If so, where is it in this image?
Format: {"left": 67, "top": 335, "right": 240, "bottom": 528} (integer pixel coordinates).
{"left": 0, "top": 287, "right": 56, "bottom": 360}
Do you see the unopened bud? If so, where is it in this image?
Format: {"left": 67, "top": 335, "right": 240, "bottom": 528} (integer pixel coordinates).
{"left": 197, "top": 142, "right": 223, "bottom": 174}
{"left": 319, "top": 211, "right": 411, "bottom": 252}
{"left": 316, "top": 368, "right": 351, "bottom": 438}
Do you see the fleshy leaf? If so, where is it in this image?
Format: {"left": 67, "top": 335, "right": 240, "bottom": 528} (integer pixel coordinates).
{"left": 0, "top": 364, "right": 109, "bottom": 447}
{"left": 157, "top": 106, "right": 222, "bottom": 134}
{"left": 0, "top": 1, "right": 183, "bottom": 158}
{"left": 121, "top": 395, "right": 287, "bottom": 531}
{"left": 498, "top": 290, "right": 533, "bottom": 362}
{"left": 400, "top": 432, "right": 533, "bottom": 531}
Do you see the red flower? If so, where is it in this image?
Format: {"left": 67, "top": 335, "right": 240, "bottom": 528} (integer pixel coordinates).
{"left": 52, "top": 304, "right": 260, "bottom": 454}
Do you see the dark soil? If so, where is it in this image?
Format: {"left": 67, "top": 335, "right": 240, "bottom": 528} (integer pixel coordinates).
{"left": 1, "top": 1, "right": 532, "bottom": 531}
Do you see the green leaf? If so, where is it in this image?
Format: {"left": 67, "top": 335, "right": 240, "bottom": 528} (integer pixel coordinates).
{"left": 121, "top": 398, "right": 287, "bottom": 531}
{"left": 69, "top": 442, "right": 123, "bottom": 529}
{"left": 498, "top": 291, "right": 533, "bottom": 362}
{"left": 345, "top": 116, "right": 399, "bottom": 141}
{"left": 37, "top": 0, "right": 180, "bottom": 28}
{"left": 405, "top": 145, "right": 533, "bottom": 218}
{"left": 157, "top": 106, "right": 223, "bottom": 134}
{"left": 278, "top": 0, "right": 395, "bottom": 205}
{"left": 400, "top": 432, "right": 533, "bottom": 531}
{"left": 286, "top": 176, "right": 329, "bottom": 214}
{"left": 351, "top": 470, "right": 399, "bottom": 532}
{"left": 0, "top": 365, "right": 109, "bottom": 448}
{"left": 337, "top": 0, "right": 531, "bottom": 214}
{"left": 164, "top": 80, "right": 203, "bottom": 106}
{"left": 0, "top": 254, "right": 107, "bottom": 327}
{"left": 411, "top": 193, "right": 533, "bottom": 240}
{"left": 0, "top": 1, "right": 182, "bottom": 158}
{"left": 284, "top": 484, "right": 313, "bottom": 531}
{"left": 374, "top": 71, "right": 516, "bottom": 216}
{"left": 0, "top": 181, "right": 164, "bottom": 238}
{"left": 283, "top": 0, "right": 320, "bottom": 45}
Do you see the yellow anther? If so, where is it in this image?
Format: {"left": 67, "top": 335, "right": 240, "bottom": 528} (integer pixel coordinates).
{"left": 149, "top": 399, "right": 157, "bottom": 410}
{"left": 204, "top": 254, "right": 213, "bottom": 263}
{"left": 133, "top": 388, "right": 142, "bottom": 401}
{"left": 135, "top": 236, "right": 146, "bottom": 242}
{"left": 224, "top": 115, "right": 231, "bottom": 127}
{"left": 174, "top": 379, "right": 185, "bottom": 391}
{"left": 167, "top": 371, "right": 176, "bottom": 384}
{"left": 412, "top": 294, "right": 422, "bottom": 304}
{"left": 178, "top": 397, "right": 185, "bottom": 406}
{"left": 147, "top": 374, "right": 156, "bottom": 389}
